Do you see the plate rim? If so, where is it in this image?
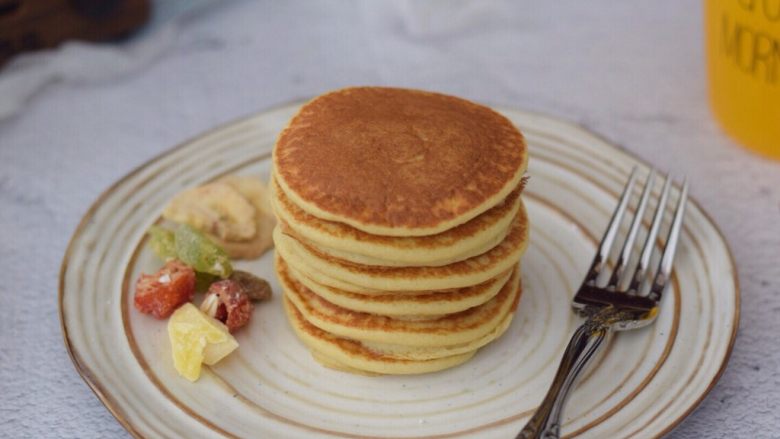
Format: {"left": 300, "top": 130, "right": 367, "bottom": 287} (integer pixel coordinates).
{"left": 59, "top": 100, "right": 740, "bottom": 439}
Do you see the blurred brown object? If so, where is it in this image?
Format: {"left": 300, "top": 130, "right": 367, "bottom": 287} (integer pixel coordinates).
{"left": 0, "top": 0, "right": 149, "bottom": 67}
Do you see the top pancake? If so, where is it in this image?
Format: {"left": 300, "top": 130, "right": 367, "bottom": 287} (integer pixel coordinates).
{"left": 273, "top": 87, "right": 528, "bottom": 236}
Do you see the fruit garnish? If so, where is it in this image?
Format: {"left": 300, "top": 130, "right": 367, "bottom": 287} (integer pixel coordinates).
{"left": 194, "top": 272, "right": 218, "bottom": 293}
{"left": 134, "top": 260, "right": 196, "bottom": 318}
{"left": 174, "top": 224, "right": 233, "bottom": 278}
{"left": 200, "top": 279, "right": 254, "bottom": 332}
{"left": 229, "top": 270, "right": 272, "bottom": 302}
{"left": 147, "top": 225, "right": 176, "bottom": 261}
{"left": 162, "top": 176, "right": 276, "bottom": 260}
{"left": 163, "top": 182, "right": 257, "bottom": 241}
{"left": 168, "top": 303, "right": 238, "bottom": 382}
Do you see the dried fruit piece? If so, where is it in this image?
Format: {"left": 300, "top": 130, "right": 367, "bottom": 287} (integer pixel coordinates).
{"left": 168, "top": 303, "right": 238, "bottom": 382}
{"left": 147, "top": 225, "right": 176, "bottom": 261}
{"left": 200, "top": 279, "right": 254, "bottom": 332}
{"left": 194, "top": 272, "right": 218, "bottom": 293}
{"left": 200, "top": 290, "right": 227, "bottom": 322}
{"left": 163, "top": 182, "right": 257, "bottom": 242}
{"left": 174, "top": 225, "right": 232, "bottom": 278}
{"left": 229, "top": 270, "right": 272, "bottom": 302}
{"left": 134, "top": 260, "right": 196, "bottom": 318}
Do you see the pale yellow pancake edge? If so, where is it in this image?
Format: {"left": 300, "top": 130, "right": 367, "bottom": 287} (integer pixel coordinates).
{"left": 270, "top": 177, "right": 522, "bottom": 267}
{"left": 280, "top": 263, "right": 520, "bottom": 347}
{"left": 272, "top": 207, "right": 528, "bottom": 292}
{"left": 287, "top": 260, "right": 513, "bottom": 317}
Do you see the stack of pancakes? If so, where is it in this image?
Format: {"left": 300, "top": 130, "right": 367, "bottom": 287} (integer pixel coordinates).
{"left": 271, "top": 87, "right": 529, "bottom": 375}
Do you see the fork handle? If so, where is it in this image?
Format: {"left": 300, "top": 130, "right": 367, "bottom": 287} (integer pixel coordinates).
{"left": 516, "top": 317, "right": 610, "bottom": 439}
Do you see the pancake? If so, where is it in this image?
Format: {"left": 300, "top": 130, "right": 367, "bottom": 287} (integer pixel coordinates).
{"left": 283, "top": 297, "right": 476, "bottom": 375}
{"left": 309, "top": 350, "right": 381, "bottom": 376}
{"left": 271, "top": 176, "right": 523, "bottom": 267}
{"left": 273, "top": 87, "right": 528, "bottom": 236}
{"left": 278, "top": 256, "right": 520, "bottom": 347}
{"left": 282, "top": 257, "right": 512, "bottom": 317}
{"left": 359, "top": 300, "right": 518, "bottom": 361}
{"left": 306, "top": 312, "right": 511, "bottom": 365}
{"left": 273, "top": 204, "right": 529, "bottom": 292}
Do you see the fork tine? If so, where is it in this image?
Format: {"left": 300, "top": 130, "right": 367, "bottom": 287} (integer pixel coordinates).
{"left": 607, "top": 170, "right": 655, "bottom": 290}
{"left": 584, "top": 167, "right": 638, "bottom": 285}
{"left": 628, "top": 175, "right": 672, "bottom": 294}
{"left": 647, "top": 178, "right": 689, "bottom": 301}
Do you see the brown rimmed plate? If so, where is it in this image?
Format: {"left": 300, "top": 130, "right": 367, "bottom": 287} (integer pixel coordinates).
{"left": 60, "top": 103, "right": 739, "bottom": 438}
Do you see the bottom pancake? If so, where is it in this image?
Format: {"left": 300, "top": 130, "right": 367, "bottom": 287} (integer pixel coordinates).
{"left": 310, "top": 350, "right": 382, "bottom": 376}
{"left": 283, "top": 297, "right": 476, "bottom": 375}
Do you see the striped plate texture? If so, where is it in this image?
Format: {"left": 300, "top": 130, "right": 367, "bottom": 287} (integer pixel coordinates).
{"left": 60, "top": 103, "right": 739, "bottom": 439}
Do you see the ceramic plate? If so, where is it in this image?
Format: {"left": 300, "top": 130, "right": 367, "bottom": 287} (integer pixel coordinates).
{"left": 60, "top": 103, "right": 739, "bottom": 438}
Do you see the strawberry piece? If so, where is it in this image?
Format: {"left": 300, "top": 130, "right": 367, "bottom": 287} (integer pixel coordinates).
{"left": 134, "top": 260, "right": 196, "bottom": 318}
{"left": 200, "top": 279, "right": 254, "bottom": 332}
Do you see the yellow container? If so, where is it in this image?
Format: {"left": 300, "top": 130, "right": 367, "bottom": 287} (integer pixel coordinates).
{"left": 705, "top": 0, "right": 780, "bottom": 159}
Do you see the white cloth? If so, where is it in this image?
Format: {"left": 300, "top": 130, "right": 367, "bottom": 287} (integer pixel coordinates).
{"left": 1, "top": 1, "right": 779, "bottom": 438}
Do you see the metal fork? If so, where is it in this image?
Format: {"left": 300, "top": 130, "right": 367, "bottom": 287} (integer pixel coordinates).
{"left": 517, "top": 168, "right": 689, "bottom": 439}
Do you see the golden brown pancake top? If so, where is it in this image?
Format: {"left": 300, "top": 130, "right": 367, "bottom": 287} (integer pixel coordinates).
{"left": 274, "top": 87, "right": 527, "bottom": 231}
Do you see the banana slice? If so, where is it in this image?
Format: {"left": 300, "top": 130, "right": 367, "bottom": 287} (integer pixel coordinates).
{"left": 220, "top": 175, "right": 273, "bottom": 217}
{"left": 216, "top": 176, "right": 276, "bottom": 259}
{"left": 163, "top": 182, "right": 257, "bottom": 242}
{"left": 163, "top": 176, "right": 276, "bottom": 260}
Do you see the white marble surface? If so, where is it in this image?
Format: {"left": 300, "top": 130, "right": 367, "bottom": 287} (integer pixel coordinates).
{"left": 1, "top": 1, "right": 778, "bottom": 438}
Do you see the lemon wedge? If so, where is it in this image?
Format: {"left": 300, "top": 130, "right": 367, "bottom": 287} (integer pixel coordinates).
{"left": 168, "top": 303, "right": 238, "bottom": 381}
